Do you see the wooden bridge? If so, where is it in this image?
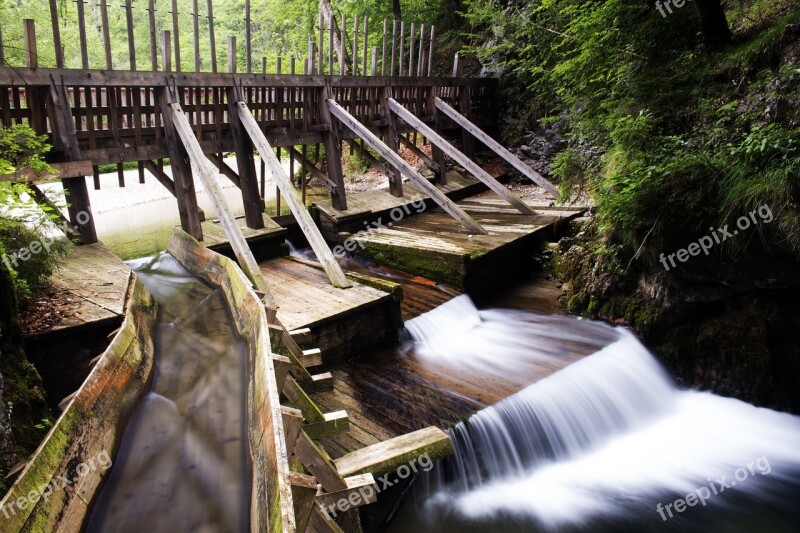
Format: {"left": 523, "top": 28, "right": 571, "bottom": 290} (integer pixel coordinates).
{"left": 0, "top": 5, "right": 579, "bottom": 533}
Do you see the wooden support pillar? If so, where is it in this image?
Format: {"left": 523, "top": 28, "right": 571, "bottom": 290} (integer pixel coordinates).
{"left": 48, "top": 0, "right": 64, "bottom": 68}
{"left": 157, "top": 87, "right": 203, "bottom": 240}
{"left": 171, "top": 0, "right": 181, "bottom": 71}
{"left": 290, "top": 472, "right": 318, "bottom": 532}
{"left": 207, "top": 0, "right": 217, "bottom": 72}
{"left": 61, "top": 178, "right": 97, "bottom": 244}
{"left": 228, "top": 36, "right": 237, "bottom": 73}
{"left": 318, "top": 85, "right": 347, "bottom": 210}
{"left": 227, "top": 87, "right": 264, "bottom": 229}
{"left": 23, "top": 19, "right": 37, "bottom": 69}
{"left": 427, "top": 87, "right": 447, "bottom": 184}
{"left": 148, "top": 0, "right": 157, "bottom": 70}
{"left": 100, "top": 0, "right": 112, "bottom": 69}
{"left": 378, "top": 86, "right": 403, "bottom": 197}
{"left": 459, "top": 87, "right": 475, "bottom": 159}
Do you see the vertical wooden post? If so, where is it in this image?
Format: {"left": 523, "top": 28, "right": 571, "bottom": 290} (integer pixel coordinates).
{"left": 371, "top": 47, "right": 377, "bottom": 76}
{"left": 381, "top": 19, "right": 387, "bottom": 75}
{"left": 390, "top": 20, "right": 397, "bottom": 76}
{"left": 379, "top": 87, "right": 403, "bottom": 197}
{"left": 148, "top": 0, "right": 158, "bottom": 70}
{"left": 100, "top": 0, "right": 112, "bottom": 69}
{"left": 0, "top": 25, "right": 4, "bottom": 65}
{"left": 427, "top": 87, "right": 447, "bottom": 184}
{"left": 352, "top": 15, "right": 359, "bottom": 76}
{"left": 308, "top": 39, "right": 315, "bottom": 75}
{"left": 340, "top": 14, "right": 346, "bottom": 75}
{"left": 318, "top": 84, "right": 347, "bottom": 210}
{"left": 23, "top": 19, "right": 37, "bottom": 69}
{"left": 228, "top": 88, "right": 265, "bottom": 229}
{"left": 171, "top": 0, "right": 181, "bottom": 71}
{"left": 418, "top": 25, "right": 425, "bottom": 77}
{"left": 157, "top": 88, "right": 204, "bottom": 240}
{"left": 228, "top": 36, "right": 237, "bottom": 73}
{"left": 459, "top": 86, "right": 475, "bottom": 159}
{"left": 328, "top": 18, "right": 334, "bottom": 74}
{"left": 452, "top": 52, "right": 459, "bottom": 77}
{"left": 362, "top": 16, "right": 368, "bottom": 76}
{"left": 398, "top": 21, "right": 405, "bottom": 76}
{"left": 245, "top": 0, "right": 252, "bottom": 73}
{"left": 193, "top": 0, "right": 201, "bottom": 71}
{"left": 408, "top": 22, "right": 415, "bottom": 77}
{"left": 207, "top": 0, "right": 218, "bottom": 72}
{"left": 428, "top": 25, "right": 435, "bottom": 76}
{"left": 48, "top": 0, "right": 64, "bottom": 68}
{"left": 318, "top": 12, "right": 325, "bottom": 75}
{"left": 124, "top": 0, "right": 136, "bottom": 69}
{"left": 161, "top": 31, "right": 172, "bottom": 72}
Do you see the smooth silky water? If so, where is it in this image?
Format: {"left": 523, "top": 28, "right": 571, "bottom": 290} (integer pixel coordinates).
{"left": 86, "top": 253, "right": 250, "bottom": 532}
{"left": 389, "top": 295, "right": 800, "bottom": 532}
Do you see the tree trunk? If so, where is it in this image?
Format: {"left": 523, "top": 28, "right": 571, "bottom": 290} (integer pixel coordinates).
{"left": 391, "top": 0, "right": 402, "bottom": 21}
{"left": 694, "top": 0, "right": 732, "bottom": 47}
{"left": 319, "top": 0, "right": 350, "bottom": 68}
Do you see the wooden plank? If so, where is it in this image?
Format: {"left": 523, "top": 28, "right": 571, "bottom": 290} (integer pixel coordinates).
{"left": 434, "top": 96, "right": 559, "bottom": 197}
{"left": 171, "top": 0, "right": 181, "bottom": 71}
{"left": 398, "top": 133, "right": 439, "bottom": 173}
{"left": 228, "top": 36, "right": 236, "bottom": 73}
{"left": 334, "top": 426, "right": 452, "bottom": 477}
{"left": 303, "top": 410, "right": 349, "bottom": 440}
{"left": 290, "top": 472, "right": 318, "bottom": 532}
{"left": 23, "top": 19, "right": 37, "bottom": 69}
{"left": 281, "top": 405, "right": 304, "bottom": 456}
{"left": 300, "top": 348, "right": 323, "bottom": 367}
{"left": 100, "top": 0, "right": 112, "bottom": 69}
{"left": 237, "top": 100, "right": 351, "bottom": 289}
{"left": 308, "top": 505, "right": 345, "bottom": 533}
{"left": 273, "top": 354, "right": 291, "bottom": 392}
{"left": 388, "top": 97, "right": 534, "bottom": 214}
{"left": 398, "top": 21, "right": 405, "bottom": 76}
{"left": 362, "top": 16, "right": 368, "bottom": 76}
{"left": 148, "top": 0, "right": 158, "bottom": 70}
{"left": 207, "top": 0, "right": 217, "bottom": 72}
{"left": 245, "top": 0, "right": 252, "bottom": 73}
{"left": 124, "top": 0, "right": 136, "bottom": 69}
{"left": 0, "top": 161, "right": 93, "bottom": 183}
{"left": 382, "top": 19, "right": 388, "bottom": 75}
{"left": 294, "top": 430, "right": 348, "bottom": 492}
{"left": 428, "top": 25, "right": 435, "bottom": 76}
{"left": 227, "top": 88, "right": 265, "bottom": 229}
{"left": 352, "top": 15, "right": 358, "bottom": 76}
{"left": 283, "top": 375, "right": 326, "bottom": 423}
{"left": 193, "top": 0, "right": 201, "bottom": 71}
{"left": 168, "top": 101, "right": 277, "bottom": 303}
{"left": 315, "top": 473, "right": 377, "bottom": 509}
{"left": 157, "top": 89, "right": 203, "bottom": 240}
{"left": 408, "top": 22, "right": 415, "bottom": 77}
{"left": 327, "top": 98, "right": 487, "bottom": 234}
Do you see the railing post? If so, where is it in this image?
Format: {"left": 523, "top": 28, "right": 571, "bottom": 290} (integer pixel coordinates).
{"left": 318, "top": 83, "right": 347, "bottom": 210}
{"left": 427, "top": 86, "right": 447, "bottom": 185}
{"left": 379, "top": 86, "right": 403, "bottom": 197}
{"left": 228, "top": 87, "right": 265, "bottom": 229}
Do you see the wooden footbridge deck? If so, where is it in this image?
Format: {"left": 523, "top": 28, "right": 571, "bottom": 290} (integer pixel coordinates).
{"left": 0, "top": 6, "right": 576, "bottom": 532}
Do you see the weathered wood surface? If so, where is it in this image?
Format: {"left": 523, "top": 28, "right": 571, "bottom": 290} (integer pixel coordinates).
{"left": 334, "top": 426, "right": 452, "bottom": 477}
{"left": 0, "top": 275, "right": 157, "bottom": 532}
{"left": 236, "top": 100, "right": 351, "bottom": 289}
{"left": 327, "top": 98, "right": 487, "bottom": 235}
{"left": 388, "top": 98, "right": 535, "bottom": 215}
{"left": 42, "top": 242, "right": 130, "bottom": 335}
{"left": 434, "top": 96, "right": 560, "bottom": 197}
{"left": 348, "top": 192, "right": 585, "bottom": 288}
{"left": 167, "top": 228, "right": 295, "bottom": 532}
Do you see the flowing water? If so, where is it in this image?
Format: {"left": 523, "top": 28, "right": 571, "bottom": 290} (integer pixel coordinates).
{"left": 86, "top": 253, "right": 250, "bottom": 532}
{"left": 390, "top": 296, "right": 800, "bottom": 532}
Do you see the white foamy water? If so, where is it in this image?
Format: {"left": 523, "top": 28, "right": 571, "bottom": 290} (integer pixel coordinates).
{"left": 393, "top": 297, "right": 800, "bottom": 532}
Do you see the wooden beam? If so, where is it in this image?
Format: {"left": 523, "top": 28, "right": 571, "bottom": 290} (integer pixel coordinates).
{"left": 308, "top": 505, "right": 345, "bottom": 533}
{"left": 434, "top": 96, "right": 559, "bottom": 197}
{"left": 100, "top": 0, "right": 112, "bottom": 69}
{"left": 334, "top": 426, "right": 452, "bottom": 477}
{"left": 23, "top": 19, "right": 37, "bottom": 69}
{"left": 315, "top": 473, "right": 377, "bottom": 509}
{"left": 398, "top": 134, "right": 439, "bottom": 174}
{"left": 227, "top": 87, "right": 264, "bottom": 229}
{"left": 158, "top": 89, "right": 203, "bottom": 240}
{"left": 171, "top": 0, "right": 181, "bottom": 71}
{"left": 286, "top": 146, "right": 337, "bottom": 192}
{"left": 303, "top": 411, "right": 349, "bottom": 440}
{"left": 318, "top": 85, "right": 348, "bottom": 210}
{"left": 378, "top": 87, "right": 403, "bottom": 196}
{"left": 48, "top": 0, "right": 64, "bottom": 68}
{"left": 273, "top": 354, "right": 291, "bottom": 391}
{"left": 237, "top": 100, "right": 352, "bottom": 288}
{"left": 207, "top": 0, "right": 217, "bottom": 72}
{"left": 294, "top": 430, "right": 348, "bottom": 492}
{"left": 281, "top": 405, "right": 303, "bottom": 456}
{"left": 327, "top": 98, "right": 487, "bottom": 234}
{"left": 148, "top": 0, "right": 157, "bottom": 70}
{"left": 0, "top": 161, "right": 93, "bottom": 183}
{"left": 282, "top": 375, "right": 325, "bottom": 423}
{"left": 166, "top": 100, "right": 275, "bottom": 302}
{"left": 290, "top": 472, "right": 318, "bottom": 532}
{"left": 388, "top": 98, "right": 534, "bottom": 214}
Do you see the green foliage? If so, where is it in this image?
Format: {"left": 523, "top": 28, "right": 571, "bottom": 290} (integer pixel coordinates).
{"left": 0, "top": 124, "right": 54, "bottom": 176}
{"left": 461, "top": 0, "right": 800, "bottom": 264}
{"left": 0, "top": 125, "right": 69, "bottom": 301}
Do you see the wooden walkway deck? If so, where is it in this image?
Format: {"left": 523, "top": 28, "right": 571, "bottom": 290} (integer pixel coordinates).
{"left": 44, "top": 243, "right": 130, "bottom": 335}
{"left": 343, "top": 191, "right": 585, "bottom": 291}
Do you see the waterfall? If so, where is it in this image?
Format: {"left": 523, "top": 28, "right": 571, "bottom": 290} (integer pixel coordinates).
{"left": 392, "top": 296, "right": 800, "bottom": 532}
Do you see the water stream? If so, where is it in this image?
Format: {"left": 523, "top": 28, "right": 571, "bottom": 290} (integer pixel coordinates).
{"left": 390, "top": 296, "right": 800, "bottom": 532}
{"left": 86, "top": 253, "right": 250, "bottom": 532}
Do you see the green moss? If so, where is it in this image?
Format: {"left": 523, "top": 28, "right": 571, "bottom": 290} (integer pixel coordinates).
{"left": 354, "top": 238, "right": 466, "bottom": 288}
